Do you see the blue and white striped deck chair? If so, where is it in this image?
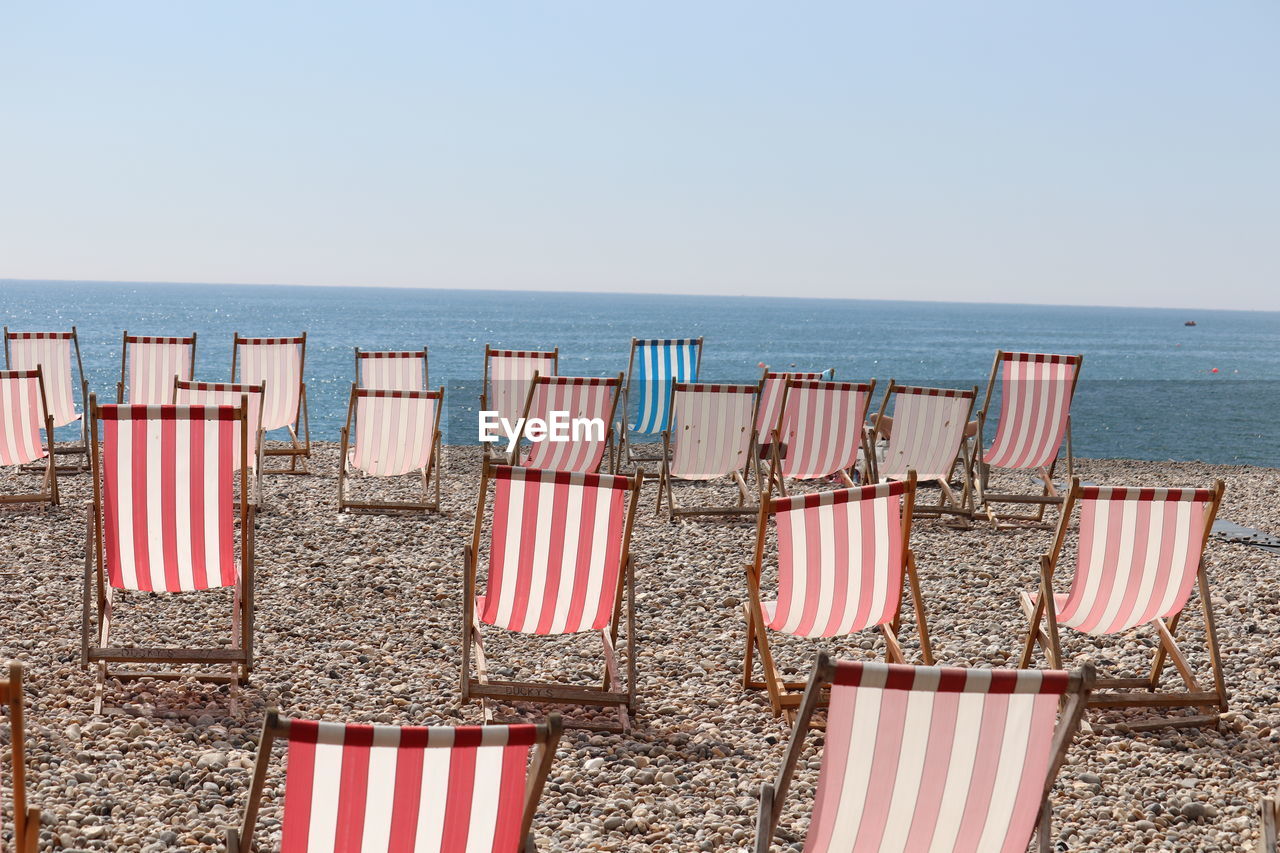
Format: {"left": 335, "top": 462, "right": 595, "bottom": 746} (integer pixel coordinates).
{"left": 620, "top": 337, "right": 703, "bottom": 464}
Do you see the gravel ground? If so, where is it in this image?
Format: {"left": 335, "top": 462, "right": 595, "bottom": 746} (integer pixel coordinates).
{"left": 1, "top": 443, "right": 1278, "bottom": 851}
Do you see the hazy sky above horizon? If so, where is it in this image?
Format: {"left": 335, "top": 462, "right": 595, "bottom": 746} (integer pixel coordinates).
{"left": 3, "top": 2, "right": 1277, "bottom": 310}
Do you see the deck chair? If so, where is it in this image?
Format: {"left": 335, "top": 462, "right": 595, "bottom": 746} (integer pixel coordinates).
{"left": 768, "top": 379, "right": 875, "bottom": 495}
{"left": 463, "top": 463, "right": 642, "bottom": 731}
{"left": 117, "top": 332, "right": 196, "bottom": 404}
{"left": 1019, "top": 478, "right": 1228, "bottom": 730}
{"left": 355, "top": 347, "right": 428, "bottom": 391}
{"left": 868, "top": 383, "right": 977, "bottom": 520}
{"left": 508, "top": 373, "right": 622, "bottom": 473}
{"left": 229, "top": 711, "right": 562, "bottom": 853}
{"left": 5, "top": 327, "right": 89, "bottom": 469}
{"left": 0, "top": 662, "right": 38, "bottom": 853}
{"left": 754, "top": 367, "right": 833, "bottom": 461}
{"left": 175, "top": 380, "right": 267, "bottom": 509}
{"left": 743, "top": 475, "right": 932, "bottom": 718}
{"left": 975, "top": 351, "right": 1083, "bottom": 527}
{"left": 656, "top": 382, "right": 758, "bottom": 521}
{"left": 232, "top": 334, "right": 310, "bottom": 473}
{"left": 82, "top": 397, "right": 254, "bottom": 714}
{"left": 756, "top": 654, "right": 1094, "bottom": 853}
{"left": 1261, "top": 787, "right": 1279, "bottom": 853}
{"left": 0, "top": 369, "right": 59, "bottom": 508}
{"left": 338, "top": 386, "right": 445, "bottom": 514}
{"left": 619, "top": 337, "right": 703, "bottom": 465}
{"left": 481, "top": 346, "right": 559, "bottom": 459}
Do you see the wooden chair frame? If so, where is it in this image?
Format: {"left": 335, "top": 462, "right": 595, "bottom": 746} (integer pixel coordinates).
{"left": 1261, "top": 787, "right": 1279, "bottom": 853}
{"left": 4, "top": 326, "right": 90, "bottom": 472}
{"left": 0, "top": 368, "right": 59, "bottom": 508}
{"left": 1019, "top": 477, "right": 1228, "bottom": 731}
{"left": 337, "top": 385, "right": 445, "bottom": 514}
{"left": 0, "top": 662, "right": 38, "bottom": 853}
{"left": 480, "top": 345, "right": 560, "bottom": 461}
{"left": 174, "top": 378, "right": 268, "bottom": 510}
{"left": 508, "top": 372, "right": 623, "bottom": 474}
{"left": 116, "top": 331, "right": 197, "bottom": 404}
{"left": 353, "top": 346, "right": 429, "bottom": 389}
{"left": 656, "top": 382, "right": 760, "bottom": 521}
{"left": 618, "top": 336, "right": 704, "bottom": 466}
{"left": 232, "top": 332, "right": 310, "bottom": 474}
{"left": 766, "top": 378, "right": 876, "bottom": 496}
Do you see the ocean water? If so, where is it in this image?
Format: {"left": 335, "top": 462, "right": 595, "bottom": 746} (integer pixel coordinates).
{"left": 2, "top": 280, "right": 1278, "bottom": 467}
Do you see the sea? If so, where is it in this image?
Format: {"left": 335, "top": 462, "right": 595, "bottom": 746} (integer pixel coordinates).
{"left": 2, "top": 280, "right": 1278, "bottom": 467}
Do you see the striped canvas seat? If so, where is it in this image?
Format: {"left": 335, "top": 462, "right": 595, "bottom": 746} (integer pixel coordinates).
{"left": 626, "top": 338, "right": 701, "bottom": 436}
{"left": 348, "top": 390, "right": 440, "bottom": 477}
{"left": 755, "top": 370, "right": 830, "bottom": 452}
{"left": 515, "top": 375, "right": 620, "bottom": 473}
{"left": 5, "top": 329, "right": 83, "bottom": 427}
{"left": 484, "top": 347, "right": 558, "bottom": 431}
{"left": 120, "top": 333, "right": 195, "bottom": 404}
{"left": 175, "top": 381, "right": 265, "bottom": 472}
{"left": 773, "top": 380, "right": 873, "bottom": 483}
{"left": 0, "top": 370, "right": 51, "bottom": 467}
{"left": 667, "top": 383, "right": 756, "bottom": 480}
{"left": 235, "top": 336, "right": 305, "bottom": 432}
{"left": 356, "top": 348, "right": 428, "bottom": 391}
{"left": 983, "top": 352, "right": 1080, "bottom": 470}
{"left": 878, "top": 386, "right": 975, "bottom": 483}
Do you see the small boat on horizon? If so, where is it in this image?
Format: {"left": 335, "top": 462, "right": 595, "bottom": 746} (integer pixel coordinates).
{"left": 1185, "top": 320, "right": 1197, "bottom": 326}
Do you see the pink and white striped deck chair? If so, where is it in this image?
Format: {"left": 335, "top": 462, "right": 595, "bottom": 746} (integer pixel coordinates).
{"left": 338, "top": 385, "right": 445, "bottom": 514}
{"left": 464, "top": 463, "right": 643, "bottom": 730}
{"left": 756, "top": 654, "right": 1094, "bottom": 853}
{"left": 355, "top": 347, "right": 428, "bottom": 391}
{"left": 480, "top": 346, "right": 559, "bottom": 459}
{"left": 233, "top": 333, "right": 310, "bottom": 472}
{"left": 117, "top": 332, "right": 196, "bottom": 404}
{"left": 754, "top": 367, "right": 833, "bottom": 460}
{"left": 975, "top": 351, "right": 1083, "bottom": 527}
{"left": 1020, "top": 478, "right": 1228, "bottom": 729}
{"left": 5, "top": 327, "right": 89, "bottom": 466}
{"left": 175, "top": 380, "right": 267, "bottom": 508}
{"left": 0, "top": 369, "right": 59, "bottom": 507}
{"left": 83, "top": 397, "right": 254, "bottom": 713}
{"left": 509, "top": 374, "right": 622, "bottom": 474}
{"left": 868, "top": 383, "right": 978, "bottom": 519}
{"left": 743, "top": 476, "right": 932, "bottom": 717}
{"left": 0, "top": 662, "right": 38, "bottom": 853}
{"left": 656, "top": 382, "right": 759, "bottom": 521}
{"left": 229, "top": 711, "right": 562, "bottom": 853}
{"left": 769, "top": 379, "right": 875, "bottom": 495}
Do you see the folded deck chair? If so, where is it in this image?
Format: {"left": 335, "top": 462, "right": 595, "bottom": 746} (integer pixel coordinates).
{"left": 0, "top": 369, "right": 59, "bottom": 507}
{"left": 619, "top": 337, "right": 703, "bottom": 465}
{"left": 481, "top": 346, "right": 559, "bottom": 459}
{"left": 656, "top": 382, "right": 758, "bottom": 521}
{"left": 338, "top": 386, "right": 445, "bottom": 514}
{"left": 1019, "top": 478, "right": 1228, "bottom": 730}
{"left": 233, "top": 334, "right": 310, "bottom": 473}
{"left": 354, "top": 347, "right": 428, "bottom": 391}
{"left": 83, "top": 397, "right": 254, "bottom": 713}
{"left": 464, "top": 463, "right": 643, "bottom": 731}
{"left": 1261, "top": 787, "right": 1279, "bottom": 853}
{"left": 5, "top": 327, "right": 89, "bottom": 469}
{"left": 868, "top": 383, "right": 978, "bottom": 520}
{"left": 508, "top": 373, "right": 622, "bottom": 474}
{"left": 743, "top": 475, "right": 932, "bottom": 718}
{"left": 754, "top": 367, "right": 833, "bottom": 461}
{"left": 117, "top": 331, "right": 196, "bottom": 404}
{"left": 768, "top": 379, "right": 875, "bottom": 495}
{"left": 175, "top": 380, "right": 266, "bottom": 508}
{"left": 975, "top": 351, "right": 1083, "bottom": 527}
{"left": 228, "top": 711, "right": 562, "bottom": 853}
{"left": 756, "top": 654, "right": 1094, "bottom": 853}
{"left": 0, "top": 662, "right": 38, "bottom": 853}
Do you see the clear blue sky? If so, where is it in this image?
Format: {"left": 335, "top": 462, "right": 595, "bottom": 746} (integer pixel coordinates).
{"left": 2, "top": 2, "right": 1277, "bottom": 309}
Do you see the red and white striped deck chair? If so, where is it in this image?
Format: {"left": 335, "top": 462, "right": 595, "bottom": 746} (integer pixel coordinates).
{"left": 464, "top": 463, "right": 643, "bottom": 731}
{"left": 508, "top": 373, "right": 622, "bottom": 474}
{"left": 5, "top": 327, "right": 89, "bottom": 467}
{"left": 975, "top": 351, "right": 1083, "bottom": 527}
{"left": 0, "top": 369, "right": 59, "bottom": 507}
{"left": 355, "top": 347, "right": 428, "bottom": 391}
{"left": 656, "top": 382, "right": 759, "bottom": 521}
{"left": 83, "top": 397, "right": 254, "bottom": 713}
{"left": 756, "top": 654, "right": 1094, "bottom": 853}
{"left": 754, "top": 366, "right": 833, "bottom": 461}
{"left": 481, "top": 346, "right": 559, "bottom": 460}
{"left": 1019, "top": 478, "right": 1228, "bottom": 730}
{"left": 743, "top": 475, "right": 932, "bottom": 717}
{"left": 175, "top": 380, "right": 267, "bottom": 508}
{"left": 868, "top": 383, "right": 977, "bottom": 520}
{"left": 229, "top": 711, "right": 562, "bottom": 853}
{"left": 338, "top": 385, "right": 445, "bottom": 514}
{"left": 769, "top": 379, "right": 875, "bottom": 495}
{"left": 233, "top": 333, "right": 310, "bottom": 473}
{"left": 117, "top": 331, "right": 196, "bottom": 404}
{"left": 1, "top": 662, "right": 38, "bottom": 853}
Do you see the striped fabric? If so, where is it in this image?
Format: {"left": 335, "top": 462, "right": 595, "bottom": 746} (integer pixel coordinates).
{"left": 236, "top": 337, "right": 304, "bottom": 431}
{"left": 763, "top": 482, "right": 906, "bottom": 638}
{"left": 630, "top": 339, "right": 700, "bottom": 435}
{"left": 1051, "top": 486, "right": 1216, "bottom": 635}
{"left": 775, "top": 381, "right": 872, "bottom": 480}
{"left": 99, "top": 405, "right": 239, "bottom": 592}
{"left": 124, "top": 335, "right": 194, "bottom": 405}
{"left": 358, "top": 350, "right": 427, "bottom": 392}
{"left": 806, "top": 660, "right": 1070, "bottom": 853}
{"left": 6, "top": 331, "right": 79, "bottom": 426}
{"left": 486, "top": 349, "right": 557, "bottom": 427}
{"left": 519, "top": 376, "right": 617, "bottom": 473}
{"left": 174, "top": 381, "right": 263, "bottom": 473}
{"left": 480, "top": 466, "right": 630, "bottom": 634}
{"left": 349, "top": 389, "right": 440, "bottom": 477}
{"left": 668, "top": 383, "right": 756, "bottom": 480}
{"left": 756, "top": 371, "right": 828, "bottom": 449}
{"left": 0, "top": 370, "right": 48, "bottom": 467}
{"left": 280, "top": 720, "right": 540, "bottom": 853}
{"left": 984, "top": 352, "right": 1080, "bottom": 470}
{"left": 880, "top": 386, "right": 974, "bottom": 481}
